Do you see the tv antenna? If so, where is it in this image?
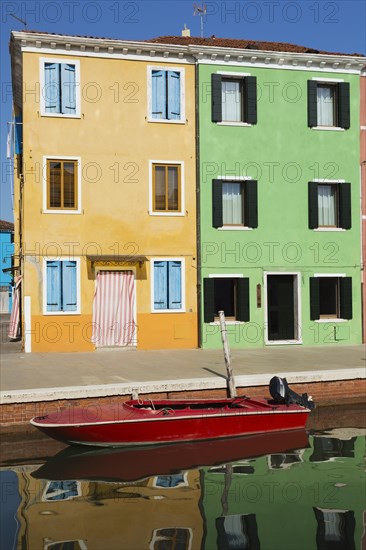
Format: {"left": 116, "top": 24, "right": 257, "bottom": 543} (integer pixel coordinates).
{"left": 193, "top": 3, "right": 207, "bottom": 38}
{"left": 9, "top": 13, "right": 27, "bottom": 27}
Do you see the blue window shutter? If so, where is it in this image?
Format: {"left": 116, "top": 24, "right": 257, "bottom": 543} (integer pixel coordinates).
{"left": 151, "top": 70, "right": 166, "bottom": 119}
{"left": 47, "top": 261, "right": 61, "bottom": 311}
{"left": 154, "top": 261, "right": 168, "bottom": 309}
{"left": 44, "top": 63, "right": 60, "bottom": 113}
{"left": 14, "top": 114, "right": 22, "bottom": 154}
{"left": 61, "top": 64, "right": 76, "bottom": 114}
{"left": 167, "top": 71, "right": 181, "bottom": 120}
{"left": 62, "top": 261, "right": 77, "bottom": 311}
{"left": 168, "top": 261, "right": 182, "bottom": 309}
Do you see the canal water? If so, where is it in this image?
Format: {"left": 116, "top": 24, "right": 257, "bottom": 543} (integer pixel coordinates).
{"left": 1, "top": 404, "right": 365, "bottom": 550}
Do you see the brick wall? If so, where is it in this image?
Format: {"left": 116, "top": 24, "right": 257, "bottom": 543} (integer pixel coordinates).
{"left": 1, "top": 379, "right": 364, "bottom": 430}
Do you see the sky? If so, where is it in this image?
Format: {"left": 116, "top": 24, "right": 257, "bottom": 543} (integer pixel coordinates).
{"left": 1, "top": 0, "right": 365, "bottom": 222}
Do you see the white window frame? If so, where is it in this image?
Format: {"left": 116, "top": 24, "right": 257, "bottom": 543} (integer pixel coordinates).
{"left": 151, "top": 257, "right": 186, "bottom": 313}
{"left": 312, "top": 178, "right": 346, "bottom": 232}
{"left": 311, "top": 77, "right": 345, "bottom": 132}
{"left": 149, "top": 160, "right": 185, "bottom": 216}
{"left": 217, "top": 175, "right": 254, "bottom": 230}
{"left": 208, "top": 273, "right": 245, "bottom": 325}
{"left": 215, "top": 71, "right": 253, "bottom": 127}
{"left": 39, "top": 57, "right": 81, "bottom": 118}
{"left": 147, "top": 65, "right": 186, "bottom": 124}
{"left": 43, "top": 256, "right": 81, "bottom": 315}
{"left": 264, "top": 271, "right": 302, "bottom": 345}
{"left": 313, "top": 273, "right": 347, "bottom": 323}
{"left": 42, "top": 155, "right": 82, "bottom": 214}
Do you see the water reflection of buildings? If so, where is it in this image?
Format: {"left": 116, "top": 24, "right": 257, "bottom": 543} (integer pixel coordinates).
{"left": 4, "top": 433, "right": 365, "bottom": 550}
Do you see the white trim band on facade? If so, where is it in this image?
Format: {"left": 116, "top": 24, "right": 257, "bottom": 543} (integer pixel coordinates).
{"left": 1, "top": 369, "right": 364, "bottom": 404}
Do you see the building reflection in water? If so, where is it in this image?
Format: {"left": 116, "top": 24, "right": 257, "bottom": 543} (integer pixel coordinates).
{"left": 1, "top": 431, "right": 364, "bottom": 550}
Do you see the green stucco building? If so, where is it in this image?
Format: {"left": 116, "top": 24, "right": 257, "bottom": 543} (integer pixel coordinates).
{"left": 193, "top": 39, "right": 364, "bottom": 349}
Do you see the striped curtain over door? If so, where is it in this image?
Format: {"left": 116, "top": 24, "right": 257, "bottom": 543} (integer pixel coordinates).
{"left": 8, "top": 276, "right": 21, "bottom": 340}
{"left": 92, "top": 271, "right": 136, "bottom": 347}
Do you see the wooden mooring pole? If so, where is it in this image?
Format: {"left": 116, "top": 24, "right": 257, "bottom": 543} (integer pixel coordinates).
{"left": 219, "top": 310, "right": 237, "bottom": 398}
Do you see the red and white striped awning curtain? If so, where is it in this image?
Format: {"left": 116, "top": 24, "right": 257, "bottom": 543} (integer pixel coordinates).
{"left": 8, "top": 275, "right": 21, "bottom": 340}
{"left": 92, "top": 270, "right": 136, "bottom": 347}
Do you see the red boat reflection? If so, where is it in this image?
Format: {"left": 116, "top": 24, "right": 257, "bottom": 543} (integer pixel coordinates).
{"left": 32, "top": 429, "right": 309, "bottom": 483}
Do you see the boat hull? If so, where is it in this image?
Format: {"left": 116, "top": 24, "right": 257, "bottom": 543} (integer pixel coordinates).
{"left": 31, "top": 397, "right": 310, "bottom": 447}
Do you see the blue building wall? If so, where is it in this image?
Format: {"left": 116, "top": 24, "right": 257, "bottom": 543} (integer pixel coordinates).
{"left": 0, "top": 226, "right": 14, "bottom": 313}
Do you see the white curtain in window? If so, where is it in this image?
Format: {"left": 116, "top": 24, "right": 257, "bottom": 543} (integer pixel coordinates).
{"left": 318, "top": 185, "right": 336, "bottom": 226}
{"left": 223, "top": 182, "right": 243, "bottom": 224}
{"left": 317, "top": 86, "right": 335, "bottom": 126}
{"left": 222, "top": 80, "right": 241, "bottom": 122}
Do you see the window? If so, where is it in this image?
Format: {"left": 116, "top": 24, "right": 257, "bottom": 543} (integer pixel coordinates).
{"left": 212, "top": 74, "right": 257, "bottom": 124}
{"left": 313, "top": 509, "right": 356, "bottom": 549}
{"left": 204, "top": 277, "right": 250, "bottom": 323}
{"left": 149, "top": 67, "right": 184, "bottom": 122}
{"left": 310, "top": 276, "right": 352, "bottom": 320}
{"left": 216, "top": 514, "right": 260, "bottom": 550}
{"left": 212, "top": 179, "right": 258, "bottom": 228}
{"left": 47, "top": 160, "right": 78, "bottom": 210}
{"left": 43, "top": 480, "right": 80, "bottom": 501}
{"left": 307, "top": 80, "right": 350, "bottom": 129}
{"left": 152, "top": 163, "right": 181, "bottom": 212}
{"left": 308, "top": 181, "right": 351, "bottom": 229}
{"left": 150, "top": 528, "right": 192, "bottom": 550}
{"left": 45, "top": 260, "right": 79, "bottom": 313}
{"left": 41, "top": 59, "right": 79, "bottom": 116}
{"left": 152, "top": 260, "right": 184, "bottom": 312}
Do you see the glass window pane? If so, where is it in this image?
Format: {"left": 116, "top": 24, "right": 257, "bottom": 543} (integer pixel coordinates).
{"left": 319, "top": 277, "right": 339, "bottom": 317}
{"left": 49, "top": 162, "right": 61, "bottom": 207}
{"left": 214, "top": 279, "right": 235, "bottom": 317}
{"left": 318, "top": 184, "right": 337, "bottom": 226}
{"left": 154, "top": 166, "right": 166, "bottom": 210}
{"left": 222, "top": 80, "right": 242, "bottom": 122}
{"left": 223, "top": 182, "right": 243, "bottom": 224}
{"left": 63, "top": 162, "right": 75, "bottom": 208}
{"left": 317, "top": 85, "right": 335, "bottom": 126}
{"left": 168, "top": 166, "right": 179, "bottom": 211}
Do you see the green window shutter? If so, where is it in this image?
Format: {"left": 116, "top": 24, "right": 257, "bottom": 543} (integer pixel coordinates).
{"left": 211, "top": 74, "right": 222, "bottom": 122}
{"left": 338, "top": 82, "right": 350, "bottom": 129}
{"left": 309, "top": 277, "right": 320, "bottom": 320}
{"left": 212, "top": 179, "right": 223, "bottom": 228}
{"left": 307, "top": 80, "right": 318, "bottom": 127}
{"left": 339, "top": 182, "right": 352, "bottom": 229}
{"left": 308, "top": 181, "right": 319, "bottom": 229}
{"left": 244, "top": 76, "right": 257, "bottom": 124}
{"left": 203, "top": 278, "right": 215, "bottom": 323}
{"left": 236, "top": 278, "right": 250, "bottom": 322}
{"left": 244, "top": 180, "right": 258, "bottom": 228}
{"left": 340, "top": 277, "right": 353, "bottom": 319}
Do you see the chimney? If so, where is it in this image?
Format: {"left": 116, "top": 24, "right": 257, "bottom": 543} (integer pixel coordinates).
{"left": 182, "top": 24, "right": 190, "bottom": 37}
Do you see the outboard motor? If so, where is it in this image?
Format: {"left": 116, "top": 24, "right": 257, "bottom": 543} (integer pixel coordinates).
{"left": 269, "top": 376, "right": 315, "bottom": 409}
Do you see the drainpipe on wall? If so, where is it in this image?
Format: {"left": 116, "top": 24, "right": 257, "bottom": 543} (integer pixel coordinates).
{"left": 193, "top": 55, "right": 202, "bottom": 348}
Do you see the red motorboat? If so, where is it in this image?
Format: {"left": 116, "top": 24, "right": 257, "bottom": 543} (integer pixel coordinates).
{"left": 32, "top": 429, "right": 310, "bottom": 483}
{"left": 30, "top": 377, "right": 314, "bottom": 448}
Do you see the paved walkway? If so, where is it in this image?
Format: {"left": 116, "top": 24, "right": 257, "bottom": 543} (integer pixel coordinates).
{"left": 1, "top": 339, "right": 365, "bottom": 404}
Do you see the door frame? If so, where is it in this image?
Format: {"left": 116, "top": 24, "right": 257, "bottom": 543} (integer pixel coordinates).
{"left": 264, "top": 271, "right": 302, "bottom": 345}
{"left": 93, "top": 267, "right": 137, "bottom": 347}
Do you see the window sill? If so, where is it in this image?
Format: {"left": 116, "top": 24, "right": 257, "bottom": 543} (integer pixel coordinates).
{"left": 217, "top": 122, "right": 252, "bottom": 127}
{"left": 40, "top": 112, "right": 81, "bottom": 119}
{"left": 152, "top": 309, "right": 185, "bottom": 314}
{"left": 315, "top": 318, "right": 347, "bottom": 323}
{"left": 44, "top": 311, "right": 80, "bottom": 316}
{"left": 208, "top": 321, "right": 245, "bottom": 325}
{"left": 149, "top": 211, "right": 185, "bottom": 217}
{"left": 265, "top": 339, "right": 303, "bottom": 345}
{"left": 43, "top": 209, "right": 82, "bottom": 215}
{"left": 147, "top": 117, "right": 186, "bottom": 125}
{"left": 218, "top": 226, "right": 253, "bottom": 231}
{"left": 311, "top": 126, "right": 345, "bottom": 132}
{"left": 313, "top": 227, "right": 346, "bottom": 232}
